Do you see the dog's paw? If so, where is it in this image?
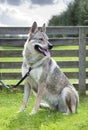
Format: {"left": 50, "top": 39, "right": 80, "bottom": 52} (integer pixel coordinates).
{"left": 40, "top": 102, "right": 50, "bottom": 109}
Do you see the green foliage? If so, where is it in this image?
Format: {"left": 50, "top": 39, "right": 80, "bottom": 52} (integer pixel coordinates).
{"left": 48, "top": 0, "right": 88, "bottom": 26}
{"left": 0, "top": 90, "right": 88, "bottom": 130}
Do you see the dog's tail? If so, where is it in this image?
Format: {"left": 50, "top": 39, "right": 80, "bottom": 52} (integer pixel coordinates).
{"left": 66, "top": 91, "right": 79, "bottom": 114}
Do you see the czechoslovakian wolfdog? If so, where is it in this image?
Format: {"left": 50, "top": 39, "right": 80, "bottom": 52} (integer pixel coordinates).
{"left": 20, "top": 22, "right": 79, "bottom": 115}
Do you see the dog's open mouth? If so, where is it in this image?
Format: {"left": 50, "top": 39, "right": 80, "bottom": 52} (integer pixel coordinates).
{"left": 35, "top": 45, "right": 50, "bottom": 56}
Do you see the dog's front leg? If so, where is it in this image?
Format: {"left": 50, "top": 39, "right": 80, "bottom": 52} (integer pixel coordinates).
{"left": 20, "top": 82, "right": 31, "bottom": 112}
{"left": 30, "top": 82, "right": 47, "bottom": 115}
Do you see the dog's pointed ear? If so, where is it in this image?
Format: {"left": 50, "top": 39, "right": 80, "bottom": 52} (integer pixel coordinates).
{"left": 30, "top": 21, "right": 38, "bottom": 33}
{"left": 41, "top": 23, "right": 46, "bottom": 32}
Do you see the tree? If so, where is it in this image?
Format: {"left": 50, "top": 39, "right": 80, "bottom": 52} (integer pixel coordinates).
{"left": 48, "top": 0, "right": 88, "bottom": 26}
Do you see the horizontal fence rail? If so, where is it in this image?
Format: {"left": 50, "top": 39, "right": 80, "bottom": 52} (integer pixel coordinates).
{"left": 0, "top": 26, "right": 88, "bottom": 95}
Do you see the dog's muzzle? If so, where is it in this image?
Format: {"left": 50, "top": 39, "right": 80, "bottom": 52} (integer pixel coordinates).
{"left": 48, "top": 42, "right": 53, "bottom": 50}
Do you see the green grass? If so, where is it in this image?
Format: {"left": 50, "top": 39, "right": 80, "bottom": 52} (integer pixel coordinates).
{"left": 0, "top": 90, "right": 88, "bottom": 130}
{"left": 0, "top": 69, "right": 21, "bottom": 73}
{"left": 52, "top": 45, "right": 88, "bottom": 50}
{"left": 0, "top": 46, "right": 23, "bottom": 50}
{"left": 0, "top": 57, "right": 23, "bottom": 62}
{"left": 53, "top": 57, "right": 79, "bottom": 61}
{"left": 52, "top": 45, "right": 79, "bottom": 50}
{"left": 1, "top": 79, "right": 78, "bottom": 85}
{"left": 1, "top": 57, "right": 88, "bottom": 62}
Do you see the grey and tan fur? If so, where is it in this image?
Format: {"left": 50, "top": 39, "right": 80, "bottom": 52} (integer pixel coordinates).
{"left": 20, "top": 22, "right": 79, "bottom": 115}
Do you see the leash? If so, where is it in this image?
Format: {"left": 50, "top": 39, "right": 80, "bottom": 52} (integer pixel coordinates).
{"left": 14, "top": 59, "right": 45, "bottom": 88}
{"left": 13, "top": 67, "right": 32, "bottom": 88}
{"left": 0, "top": 80, "right": 10, "bottom": 89}
{"left": 0, "top": 67, "right": 32, "bottom": 89}
{"left": 1, "top": 57, "right": 49, "bottom": 89}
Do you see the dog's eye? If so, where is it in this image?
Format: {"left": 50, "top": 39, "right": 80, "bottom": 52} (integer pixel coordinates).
{"left": 39, "top": 38, "right": 43, "bottom": 41}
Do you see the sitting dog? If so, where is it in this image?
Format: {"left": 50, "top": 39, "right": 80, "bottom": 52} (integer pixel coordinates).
{"left": 20, "top": 22, "right": 79, "bottom": 115}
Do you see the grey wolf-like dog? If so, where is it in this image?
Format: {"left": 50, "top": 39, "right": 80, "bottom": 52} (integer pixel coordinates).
{"left": 20, "top": 22, "right": 79, "bottom": 115}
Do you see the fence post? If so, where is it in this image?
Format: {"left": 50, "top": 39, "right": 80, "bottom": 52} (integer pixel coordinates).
{"left": 79, "top": 27, "right": 86, "bottom": 95}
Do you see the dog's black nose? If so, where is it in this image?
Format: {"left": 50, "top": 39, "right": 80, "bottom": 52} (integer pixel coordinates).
{"left": 48, "top": 42, "right": 53, "bottom": 50}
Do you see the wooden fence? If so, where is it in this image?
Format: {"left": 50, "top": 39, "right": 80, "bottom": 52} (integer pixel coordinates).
{"left": 0, "top": 26, "right": 88, "bottom": 95}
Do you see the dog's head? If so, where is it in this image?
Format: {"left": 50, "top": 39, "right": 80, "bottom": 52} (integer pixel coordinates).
{"left": 26, "top": 22, "right": 53, "bottom": 57}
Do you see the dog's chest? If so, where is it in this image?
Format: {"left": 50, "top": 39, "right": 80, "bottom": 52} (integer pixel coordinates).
{"left": 30, "top": 67, "right": 43, "bottom": 84}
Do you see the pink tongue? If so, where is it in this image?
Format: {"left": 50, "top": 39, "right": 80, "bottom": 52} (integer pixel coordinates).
{"left": 38, "top": 47, "right": 50, "bottom": 56}
{"left": 43, "top": 50, "right": 50, "bottom": 56}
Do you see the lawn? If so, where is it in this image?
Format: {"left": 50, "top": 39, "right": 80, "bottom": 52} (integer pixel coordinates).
{"left": 0, "top": 89, "right": 88, "bottom": 130}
